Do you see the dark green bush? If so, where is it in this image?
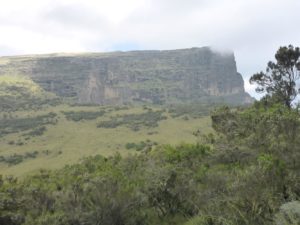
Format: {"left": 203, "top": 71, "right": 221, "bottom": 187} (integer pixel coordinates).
{"left": 0, "top": 113, "right": 57, "bottom": 137}
{"left": 25, "top": 126, "right": 47, "bottom": 137}
{"left": 1, "top": 103, "right": 300, "bottom": 225}
{"left": 0, "top": 151, "right": 39, "bottom": 166}
{"left": 62, "top": 110, "right": 105, "bottom": 121}
{"left": 97, "top": 110, "right": 167, "bottom": 130}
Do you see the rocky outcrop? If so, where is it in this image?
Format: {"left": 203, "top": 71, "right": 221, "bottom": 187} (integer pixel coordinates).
{"left": 0, "top": 47, "right": 253, "bottom": 105}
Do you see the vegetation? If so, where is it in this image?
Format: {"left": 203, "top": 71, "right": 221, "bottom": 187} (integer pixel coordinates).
{"left": 97, "top": 110, "right": 167, "bottom": 130}
{"left": 24, "top": 126, "right": 47, "bottom": 137}
{"left": 0, "top": 45, "right": 299, "bottom": 225}
{"left": 167, "top": 103, "right": 221, "bottom": 118}
{"left": 0, "top": 101, "right": 299, "bottom": 225}
{"left": 0, "top": 48, "right": 251, "bottom": 106}
{"left": 62, "top": 110, "right": 105, "bottom": 121}
{"left": 250, "top": 45, "right": 300, "bottom": 108}
{"left": 0, "top": 75, "right": 60, "bottom": 111}
{"left": 0, "top": 151, "right": 39, "bottom": 165}
{"left": 0, "top": 104, "right": 209, "bottom": 176}
{"left": 0, "top": 112, "right": 57, "bottom": 137}
{"left": 125, "top": 140, "right": 158, "bottom": 151}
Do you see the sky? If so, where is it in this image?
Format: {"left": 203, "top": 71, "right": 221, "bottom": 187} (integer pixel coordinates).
{"left": 0, "top": 0, "right": 299, "bottom": 98}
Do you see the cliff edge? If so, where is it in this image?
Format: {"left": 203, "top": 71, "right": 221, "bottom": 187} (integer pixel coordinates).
{"left": 0, "top": 47, "right": 253, "bottom": 105}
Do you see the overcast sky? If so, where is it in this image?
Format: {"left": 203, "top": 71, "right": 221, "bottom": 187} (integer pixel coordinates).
{"left": 0, "top": 0, "right": 299, "bottom": 97}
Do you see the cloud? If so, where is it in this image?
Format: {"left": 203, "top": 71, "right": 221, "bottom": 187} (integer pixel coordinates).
{"left": 0, "top": 0, "right": 299, "bottom": 98}
{"left": 44, "top": 3, "right": 109, "bottom": 30}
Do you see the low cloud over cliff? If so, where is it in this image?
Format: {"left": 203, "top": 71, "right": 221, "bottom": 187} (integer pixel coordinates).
{"left": 0, "top": 0, "right": 299, "bottom": 97}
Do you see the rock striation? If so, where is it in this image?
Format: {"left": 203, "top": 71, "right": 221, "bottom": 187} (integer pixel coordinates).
{"left": 0, "top": 47, "right": 253, "bottom": 105}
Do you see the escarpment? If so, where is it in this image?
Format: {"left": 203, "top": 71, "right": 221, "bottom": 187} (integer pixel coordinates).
{"left": 0, "top": 47, "right": 253, "bottom": 105}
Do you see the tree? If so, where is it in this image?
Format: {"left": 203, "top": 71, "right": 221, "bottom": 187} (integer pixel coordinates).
{"left": 250, "top": 45, "right": 300, "bottom": 108}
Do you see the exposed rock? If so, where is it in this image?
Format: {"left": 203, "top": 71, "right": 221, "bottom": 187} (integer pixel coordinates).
{"left": 0, "top": 47, "right": 253, "bottom": 105}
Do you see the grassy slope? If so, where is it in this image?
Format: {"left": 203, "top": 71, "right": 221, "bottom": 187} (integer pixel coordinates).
{"left": 0, "top": 104, "right": 212, "bottom": 176}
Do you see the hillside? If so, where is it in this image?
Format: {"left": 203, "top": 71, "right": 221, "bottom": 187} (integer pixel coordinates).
{"left": 0, "top": 47, "right": 253, "bottom": 176}
{"left": 0, "top": 75, "right": 59, "bottom": 111}
{"left": 0, "top": 104, "right": 213, "bottom": 176}
{"left": 0, "top": 47, "right": 253, "bottom": 105}
{"left": 0, "top": 46, "right": 299, "bottom": 225}
{"left": 1, "top": 102, "right": 299, "bottom": 225}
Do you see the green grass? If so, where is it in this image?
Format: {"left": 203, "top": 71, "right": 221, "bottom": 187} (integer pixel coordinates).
{"left": 0, "top": 104, "right": 212, "bottom": 176}
{"left": 0, "top": 75, "right": 60, "bottom": 111}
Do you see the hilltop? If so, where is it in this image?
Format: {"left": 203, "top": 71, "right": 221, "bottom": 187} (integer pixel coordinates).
{"left": 0, "top": 47, "right": 253, "bottom": 106}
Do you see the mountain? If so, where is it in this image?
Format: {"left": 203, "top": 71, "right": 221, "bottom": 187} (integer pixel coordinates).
{"left": 0, "top": 75, "right": 59, "bottom": 111}
{"left": 0, "top": 47, "right": 253, "bottom": 105}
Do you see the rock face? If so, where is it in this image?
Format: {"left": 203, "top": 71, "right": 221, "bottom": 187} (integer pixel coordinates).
{"left": 0, "top": 47, "right": 253, "bottom": 105}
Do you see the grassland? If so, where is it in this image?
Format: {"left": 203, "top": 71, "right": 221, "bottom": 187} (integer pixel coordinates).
{"left": 0, "top": 75, "right": 59, "bottom": 111}
{"left": 0, "top": 104, "right": 212, "bottom": 176}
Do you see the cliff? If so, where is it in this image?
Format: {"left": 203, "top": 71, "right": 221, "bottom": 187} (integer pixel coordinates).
{"left": 0, "top": 47, "right": 253, "bottom": 105}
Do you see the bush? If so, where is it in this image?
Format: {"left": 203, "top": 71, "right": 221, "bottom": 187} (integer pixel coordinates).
{"left": 1, "top": 100, "right": 300, "bottom": 225}
{"left": 0, "top": 151, "right": 39, "bottom": 165}
{"left": 62, "top": 110, "right": 105, "bottom": 121}
{"left": 168, "top": 103, "right": 217, "bottom": 118}
{"left": 25, "top": 126, "right": 47, "bottom": 137}
{"left": 125, "top": 140, "right": 157, "bottom": 151}
{"left": 97, "top": 110, "right": 167, "bottom": 130}
{"left": 7, "top": 140, "right": 15, "bottom": 145}
{"left": 0, "top": 113, "right": 57, "bottom": 137}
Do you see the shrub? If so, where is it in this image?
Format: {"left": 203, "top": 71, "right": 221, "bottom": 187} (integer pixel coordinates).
{"left": 97, "top": 110, "right": 167, "bottom": 130}
{"left": 0, "top": 113, "right": 57, "bottom": 137}
{"left": 62, "top": 110, "right": 105, "bottom": 121}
